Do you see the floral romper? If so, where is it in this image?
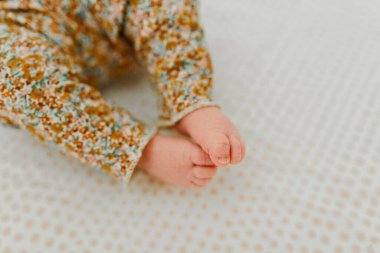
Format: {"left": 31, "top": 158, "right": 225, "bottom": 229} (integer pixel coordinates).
{"left": 0, "top": 0, "right": 217, "bottom": 184}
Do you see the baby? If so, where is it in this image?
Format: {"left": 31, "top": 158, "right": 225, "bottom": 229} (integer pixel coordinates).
{"left": 0, "top": 0, "right": 245, "bottom": 188}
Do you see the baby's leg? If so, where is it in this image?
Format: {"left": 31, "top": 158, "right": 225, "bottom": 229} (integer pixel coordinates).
{"left": 0, "top": 23, "right": 215, "bottom": 187}
{"left": 123, "top": 0, "right": 245, "bottom": 167}
{"left": 0, "top": 23, "right": 156, "bottom": 184}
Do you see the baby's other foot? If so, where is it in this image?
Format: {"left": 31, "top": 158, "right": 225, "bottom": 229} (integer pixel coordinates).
{"left": 176, "top": 106, "right": 245, "bottom": 167}
{"left": 137, "top": 135, "right": 217, "bottom": 188}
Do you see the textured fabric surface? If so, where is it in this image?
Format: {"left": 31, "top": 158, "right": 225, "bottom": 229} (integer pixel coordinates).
{"left": 1, "top": 0, "right": 380, "bottom": 252}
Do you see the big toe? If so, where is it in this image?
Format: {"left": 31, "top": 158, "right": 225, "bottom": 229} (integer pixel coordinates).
{"left": 203, "top": 133, "right": 231, "bottom": 167}
{"left": 192, "top": 166, "right": 217, "bottom": 179}
{"left": 229, "top": 135, "right": 245, "bottom": 164}
{"left": 188, "top": 166, "right": 217, "bottom": 188}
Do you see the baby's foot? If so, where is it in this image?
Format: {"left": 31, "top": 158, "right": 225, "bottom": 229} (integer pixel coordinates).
{"left": 137, "top": 135, "right": 217, "bottom": 188}
{"left": 176, "top": 106, "right": 245, "bottom": 167}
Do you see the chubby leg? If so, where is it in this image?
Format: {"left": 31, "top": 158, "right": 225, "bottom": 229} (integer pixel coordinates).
{"left": 0, "top": 23, "right": 156, "bottom": 184}
{"left": 123, "top": 0, "right": 245, "bottom": 167}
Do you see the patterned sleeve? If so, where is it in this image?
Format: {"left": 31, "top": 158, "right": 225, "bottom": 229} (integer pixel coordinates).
{"left": 123, "top": 0, "right": 219, "bottom": 126}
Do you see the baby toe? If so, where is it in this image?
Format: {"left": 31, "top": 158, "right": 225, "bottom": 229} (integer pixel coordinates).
{"left": 229, "top": 135, "right": 243, "bottom": 164}
{"left": 191, "top": 147, "right": 215, "bottom": 166}
{"left": 191, "top": 178, "right": 212, "bottom": 188}
{"left": 193, "top": 166, "right": 217, "bottom": 179}
{"left": 241, "top": 139, "right": 246, "bottom": 161}
{"left": 206, "top": 133, "right": 231, "bottom": 166}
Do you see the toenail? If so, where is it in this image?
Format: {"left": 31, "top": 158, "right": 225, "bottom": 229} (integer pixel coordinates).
{"left": 218, "top": 156, "right": 229, "bottom": 164}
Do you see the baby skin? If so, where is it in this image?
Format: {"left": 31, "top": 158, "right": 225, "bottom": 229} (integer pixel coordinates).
{"left": 138, "top": 106, "right": 245, "bottom": 188}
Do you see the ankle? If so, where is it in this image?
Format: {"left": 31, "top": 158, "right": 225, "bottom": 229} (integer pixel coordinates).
{"left": 176, "top": 106, "right": 212, "bottom": 129}
{"left": 176, "top": 106, "right": 220, "bottom": 135}
{"left": 138, "top": 135, "right": 160, "bottom": 170}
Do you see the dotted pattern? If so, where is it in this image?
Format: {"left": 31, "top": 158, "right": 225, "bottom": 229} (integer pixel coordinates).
{"left": 1, "top": 0, "right": 380, "bottom": 252}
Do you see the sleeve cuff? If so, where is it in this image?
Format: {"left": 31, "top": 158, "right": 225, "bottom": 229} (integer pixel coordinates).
{"left": 119, "top": 124, "right": 158, "bottom": 186}
{"left": 92, "top": 118, "right": 158, "bottom": 187}
{"left": 157, "top": 99, "right": 220, "bottom": 128}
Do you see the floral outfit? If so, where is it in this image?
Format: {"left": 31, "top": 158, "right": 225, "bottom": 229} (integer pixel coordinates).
{"left": 0, "top": 0, "right": 216, "bottom": 184}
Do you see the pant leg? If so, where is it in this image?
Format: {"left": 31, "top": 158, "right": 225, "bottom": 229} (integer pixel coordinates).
{"left": 0, "top": 22, "right": 156, "bottom": 184}
{"left": 123, "top": 0, "right": 219, "bottom": 126}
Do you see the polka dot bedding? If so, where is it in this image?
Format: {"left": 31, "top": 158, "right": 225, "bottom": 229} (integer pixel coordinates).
{"left": 1, "top": 0, "right": 380, "bottom": 252}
